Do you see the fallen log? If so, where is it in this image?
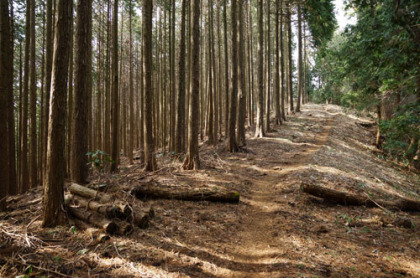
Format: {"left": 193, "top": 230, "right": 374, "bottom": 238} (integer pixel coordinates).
{"left": 72, "top": 219, "right": 111, "bottom": 242}
{"left": 301, "top": 183, "right": 420, "bottom": 212}
{"left": 66, "top": 194, "right": 126, "bottom": 219}
{"left": 69, "top": 183, "right": 114, "bottom": 203}
{"left": 131, "top": 184, "right": 240, "bottom": 203}
{"left": 130, "top": 207, "right": 154, "bottom": 229}
{"left": 68, "top": 206, "right": 118, "bottom": 235}
{"left": 69, "top": 183, "right": 132, "bottom": 217}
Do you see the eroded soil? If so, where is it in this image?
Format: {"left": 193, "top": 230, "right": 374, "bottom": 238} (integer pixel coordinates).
{"left": 1, "top": 104, "right": 419, "bottom": 277}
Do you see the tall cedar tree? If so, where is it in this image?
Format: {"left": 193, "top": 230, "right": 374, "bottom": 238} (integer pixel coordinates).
{"left": 43, "top": 0, "right": 72, "bottom": 227}
{"left": 111, "top": 0, "right": 119, "bottom": 172}
{"left": 43, "top": 0, "right": 53, "bottom": 184}
{"left": 274, "top": 0, "right": 282, "bottom": 125}
{"left": 71, "top": 0, "right": 92, "bottom": 183}
{"left": 227, "top": 0, "right": 238, "bottom": 152}
{"left": 21, "top": 0, "right": 30, "bottom": 192}
{"left": 29, "top": 0, "right": 37, "bottom": 187}
{"left": 255, "top": 0, "right": 265, "bottom": 138}
{"left": 237, "top": 0, "right": 247, "bottom": 146}
{"left": 295, "top": 2, "right": 303, "bottom": 112}
{"left": 183, "top": 0, "right": 200, "bottom": 170}
{"left": 143, "top": 0, "right": 157, "bottom": 171}
{"left": 0, "top": 0, "right": 13, "bottom": 210}
{"left": 175, "top": 0, "right": 187, "bottom": 154}
{"left": 265, "top": 0, "right": 271, "bottom": 131}
{"left": 287, "top": 0, "right": 294, "bottom": 113}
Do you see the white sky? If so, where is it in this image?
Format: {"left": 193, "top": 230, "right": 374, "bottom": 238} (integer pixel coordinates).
{"left": 334, "top": 0, "right": 357, "bottom": 31}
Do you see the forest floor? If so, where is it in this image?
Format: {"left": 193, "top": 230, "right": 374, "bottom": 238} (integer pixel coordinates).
{"left": 1, "top": 104, "right": 420, "bottom": 278}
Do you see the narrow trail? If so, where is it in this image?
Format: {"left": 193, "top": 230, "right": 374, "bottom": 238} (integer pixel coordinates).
{"left": 225, "top": 107, "right": 336, "bottom": 277}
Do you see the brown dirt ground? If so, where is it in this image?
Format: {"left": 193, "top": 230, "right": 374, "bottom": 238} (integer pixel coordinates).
{"left": 1, "top": 104, "right": 419, "bottom": 278}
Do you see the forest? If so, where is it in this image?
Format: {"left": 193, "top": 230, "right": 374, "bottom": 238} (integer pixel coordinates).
{"left": 0, "top": 0, "right": 419, "bottom": 277}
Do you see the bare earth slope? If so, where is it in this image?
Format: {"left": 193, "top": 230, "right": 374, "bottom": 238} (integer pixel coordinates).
{"left": 1, "top": 104, "right": 419, "bottom": 277}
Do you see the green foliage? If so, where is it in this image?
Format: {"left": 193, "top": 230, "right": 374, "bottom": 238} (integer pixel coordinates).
{"left": 380, "top": 103, "right": 420, "bottom": 160}
{"left": 304, "top": 0, "right": 337, "bottom": 47}
{"left": 86, "top": 150, "right": 114, "bottom": 172}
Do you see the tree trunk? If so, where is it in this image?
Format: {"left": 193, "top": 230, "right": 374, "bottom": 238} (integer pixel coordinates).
{"left": 132, "top": 183, "right": 240, "bottom": 204}
{"left": 183, "top": 0, "right": 201, "bottom": 170}
{"left": 274, "top": 0, "right": 283, "bottom": 125}
{"left": 227, "top": 0, "right": 238, "bottom": 152}
{"left": 143, "top": 0, "right": 157, "bottom": 171}
{"left": 295, "top": 2, "right": 303, "bottom": 113}
{"left": 42, "top": 0, "right": 72, "bottom": 227}
{"left": 0, "top": 0, "right": 13, "bottom": 210}
{"left": 255, "top": 0, "right": 265, "bottom": 138}
{"left": 223, "top": 0, "right": 229, "bottom": 138}
{"left": 71, "top": 0, "right": 92, "bottom": 184}
{"left": 175, "top": 0, "right": 187, "bottom": 155}
{"left": 110, "top": 0, "right": 119, "bottom": 172}
{"left": 67, "top": 206, "right": 118, "bottom": 234}
{"left": 265, "top": 0, "right": 271, "bottom": 131}
{"left": 29, "top": 0, "right": 37, "bottom": 187}
{"left": 280, "top": 0, "right": 286, "bottom": 121}
{"left": 301, "top": 183, "right": 420, "bottom": 212}
{"left": 237, "top": 0, "right": 247, "bottom": 147}
{"left": 286, "top": 1, "right": 294, "bottom": 113}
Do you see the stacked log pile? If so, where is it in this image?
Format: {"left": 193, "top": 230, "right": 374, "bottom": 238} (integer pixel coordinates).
{"left": 66, "top": 183, "right": 154, "bottom": 236}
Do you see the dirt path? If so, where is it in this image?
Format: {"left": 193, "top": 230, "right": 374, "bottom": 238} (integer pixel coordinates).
{"left": 224, "top": 107, "right": 336, "bottom": 277}
{"left": 1, "top": 104, "right": 419, "bottom": 278}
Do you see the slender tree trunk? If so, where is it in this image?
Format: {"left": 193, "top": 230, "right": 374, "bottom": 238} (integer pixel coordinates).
{"left": 21, "top": 0, "right": 31, "bottom": 193}
{"left": 110, "top": 0, "right": 119, "bottom": 172}
{"left": 29, "top": 0, "right": 37, "bottom": 187}
{"left": 183, "top": 0, "right": 200, "bottom": 170}
{"left": 43, "top": 0, "right": 72, "bottom": 227}
{"left": 66, "top": 15, "right": 74, "bottom": 176}
{"left": 104, "top": 0, "right": 111, "bottom": 156}
{"left": 128, "top": 0, "right": 134, "bottom": 163}
{"left": 6, "top": 0, "right": 16, "bottom": 196}
{"left": 237, "top": 0, "right": 247, "bottom": 146}
{"left": 280, "top": 0, "right": 286, "bottom": 121}
{"left": 44, "top": 0, "right": 53, "bottom": 182}
{"left": 223, "top": 0, "right": 229, "bottom": 138}
{"left": 0, "top": 0, "right": 13, "bottom": 209}
{"left": 274, "top": 0, "right": 282, "bottom": 125}
{"left": 295, "top": 2, "right": 302, "bottom": 113}
{"left": 176, "top": 0, "right": 187, "bottom": 154}
{"left": 143, "top": 0, "right": 157, "bottom": 171}
{"left": 286, "top": 0, "right": 293, "bottom": 113}
{"left": 169, "top": 0, "right": 176, "bottom": 152}
{"left": 255, "top": 0, "right": 265, "bottom": 138}
{"left": 71, "top": 0, "right": 92, "bottom": 184}
{"left": 265, "top": 0, "right": 271, "bottom": 131}
{"left": 208, "top": 0, "right": 215, "bottom": 145}
{"left": 227, "top": 0, "right": 238, "bottom": 152}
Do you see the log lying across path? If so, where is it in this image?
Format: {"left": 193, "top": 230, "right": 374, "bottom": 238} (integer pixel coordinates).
{"left": 301, "top": 183, "right": 420, "bottom": 212}
{"left": 131, "top": 183, "right": 240, "bottom": 203}
{"left": 66, "top": 194, "right": 126, "bottom": 219}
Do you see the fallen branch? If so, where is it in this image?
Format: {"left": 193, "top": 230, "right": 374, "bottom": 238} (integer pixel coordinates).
{"left": 300, "top": 183, "right": 420, "bottom": 212}
{"left": 69, "top": 183, "right": 114, "bottom": 203}
{"left": 131, "top": 183, "right": 240, "bottom": 203}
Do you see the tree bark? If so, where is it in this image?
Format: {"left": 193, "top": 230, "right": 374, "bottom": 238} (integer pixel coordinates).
{"left": 42, "top": 0, "right": 72, "bottom": 227}
{"left": 223, "top": 0, "right": 229, "bottom": 138}
{"left": 265, "top": 0, "right": 271, "bottom": 131}
{"left": 110, "top": 0, "right": 119, "bottom": 172}
{"left": 29, "top": 0, "right": 37, "bottom": 187}
{"left": 237, "top": 0, "right": 247, "bottom": 147}
{"left": 301, "top": 183, "right": 420, "bottom": 212}
{"left": 143, "top": 0, "right": 157, "bottom": 171}
{"left": 295, "top": 2, "right": 303, "bottom": 113}
{"left": 182, "top": 0, "right": 201, "bottom": 170}
{"left": 286, "top": 1, "right": 294, "bottom": 113}
{"left": 0, "top": 0, "right": 13, "bottom": 210}
{"left": 255, "top": 0, "right": 265, "bottom": 138}
{"left": 71, "top": 0, "right": 92, "bottom": 184}
{"left": 132, "top": 183, "right": 240, "bottom": 204}
{"left": 227, "top": 0, "right": 238, "bottom": 152}
{"left": 175, "top": 0, "right": 187, "bottom": 155}
{"left": 68, "top": 206, "right": 118, "bottom": 234}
